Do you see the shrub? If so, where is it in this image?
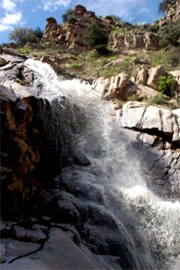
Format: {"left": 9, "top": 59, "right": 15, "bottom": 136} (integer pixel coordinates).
{"left": 84, "top": 22, "right": 109, "bottom": 52}
{"left": 33, "top": 27, "right": 44, "bottom": 40}
{"left": 159, "top": 23, "right": 180, "bottom": 47}
{"left": 62, "top": 9, "right": 73, "bottom": 23}
{"left": 71, "top": 62, "right": 80, "bottom": 69}
{"left": 158, "top": 74, "right": 177, "bottom": 97}
{"left": 9, "top": 28, "right": 39, "bottom": 45}
{"left": 147, "top": 92, "right": 167, "bottom": 106}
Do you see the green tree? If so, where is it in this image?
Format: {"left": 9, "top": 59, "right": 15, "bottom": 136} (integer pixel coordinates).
{"left": 109, "top": 15, "right": 121, "bottom": 22}
{"left": 159, "top": 0, "right": 174, "bottom": 12}
{"left": 84, "top": 22, "right": 109, "bottom": 52}
{"left": 62, "top": 9, "right": 73, "bottom": 23}
{"left": 159, "top": 23, "right": 180, "bottom": 47}
{"left": 33, "top": 27, "right": 44, "bottom": 40}
{"left": 9, "top": 28, "right": 39, "bottom": 45}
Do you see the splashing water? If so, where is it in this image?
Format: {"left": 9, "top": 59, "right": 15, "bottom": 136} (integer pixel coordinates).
{"left": 25, "top": 59, "right": 180, "bottom": 270}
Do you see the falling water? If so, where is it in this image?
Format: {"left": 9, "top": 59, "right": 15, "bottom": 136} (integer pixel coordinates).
{"left": 25, "top": 59, "right": 180, "bottom": 270}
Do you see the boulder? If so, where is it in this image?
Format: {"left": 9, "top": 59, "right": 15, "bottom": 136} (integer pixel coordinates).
{"left": 144, "top": 32, "right": 159, "bottom": 50}
{"left": 104, "top": 73, "right": 131, "bottom": 100}
{"left": 120, "top": 101, "right": 180, "bottom": 142}
{"left": 147, "top": 66, "right": 166, "bottom": 90}
{"left": 136, "top": 69, "right": 148, "bottom": 85}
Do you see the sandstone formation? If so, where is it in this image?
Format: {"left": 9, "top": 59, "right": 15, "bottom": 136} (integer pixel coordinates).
{"left": 92, "top": 73, "right": 135, "bottom": 100}
{"left": 43, "top": 5, "right": 111, "bottom": 52}
{"left": 147, "top": 66, "right": 166, "bottom": 89}
{"left": 112, "top": 32, "right": 159, "bottom": 51}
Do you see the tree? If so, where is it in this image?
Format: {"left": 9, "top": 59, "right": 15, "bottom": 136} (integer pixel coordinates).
{"left": 109, "top": 15, "right": 121, "bottom": 22}
{"left": 159, "top": 0, "right": 174, "bottom": 12}
{"left": 9, "top": 28, "right": 39, "bottom": 45}
{"left": 84, "top": 22, "right": 109, "bottom": 52}
{"left": 159, "top": 23, "right": 180, "bottom": 47}
{"left": 33, "top": 27, "right": 44, "bottom": 40}
{"left": 62, "top": 9, "right": 73, "bottom": 23}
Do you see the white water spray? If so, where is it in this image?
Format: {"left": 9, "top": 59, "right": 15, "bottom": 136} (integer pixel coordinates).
{"left": 25, "top": 59, "right": 180, "bottom": 270}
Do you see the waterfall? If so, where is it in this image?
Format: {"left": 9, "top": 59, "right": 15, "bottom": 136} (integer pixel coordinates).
{"left": 24, "top": 59, "right": 180, "bottom": 270}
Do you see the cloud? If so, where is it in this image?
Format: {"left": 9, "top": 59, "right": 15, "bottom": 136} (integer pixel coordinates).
{"left": 41, "top": 0, "right": 71, "bottom": 11}
{"left": 2, "top": 0, "right": 16, "bottom": 12}
{"left": 1, "top": 12, "right": 22, "bottom": 25}
{"left": 0, "top": 24, "right": 13, "bottom": 32}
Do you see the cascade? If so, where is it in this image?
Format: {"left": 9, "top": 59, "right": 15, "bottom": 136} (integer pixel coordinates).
{"left": 24, "top": 59, "right": 180, "bottom": 270}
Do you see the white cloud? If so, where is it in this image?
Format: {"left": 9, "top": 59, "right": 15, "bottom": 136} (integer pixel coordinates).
{"left": 41, "top": 0, "right": 71, "bottom": 11}
{"left": 1, "top": 12, "right": 22, "bottom": 25}
{"left": 2, "top": 0, "right": 16, "bottom": 12}
{"left": 0, "top": 24, "right": 12, "bottom": 31}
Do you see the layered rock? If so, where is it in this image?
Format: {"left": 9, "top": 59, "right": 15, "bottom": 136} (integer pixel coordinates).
{"left": 112, "top": 32, "right": 159, "bottom": 50}
{"left": 43, "top": 5, "right": 110, "bottom": 52}
{"left": 92, "top": 73, "right": 135, "bottom": 100}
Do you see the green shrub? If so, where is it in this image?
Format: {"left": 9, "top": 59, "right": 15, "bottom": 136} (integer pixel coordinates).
{"left": 147, "top": 92, "right": 167, "bottom": 106}
{"left": 84, "top": 22, "right": 109, "bottom": 51}
{"left": 159, "top": 23, "right": 180, "bottom": 47}
{"left": 19, "top": 46, "right": 32, "bottom": 55}
{"left": 71, "top": 62, "right": 80, "bottom": 69}
{"left": 9, "top": 28, "right": 39, "bottom": 45}
{"left": 158, "top": 74, "right": 177, "bottom": 97}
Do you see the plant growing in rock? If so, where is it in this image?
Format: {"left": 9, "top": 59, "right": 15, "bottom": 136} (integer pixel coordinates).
{"left": 147, "top": 92, "right": 167, "bottom": 106}
{"left": 84, "top": 22, "right": 109, "bottom": 53}
{"left": 158, "top": 74, "right": 177, "bottom": 97}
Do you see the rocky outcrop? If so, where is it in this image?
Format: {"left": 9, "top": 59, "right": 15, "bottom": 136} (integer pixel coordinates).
{"left": 92, "top": 73, "right": 135, "bottom": 100}
{"left": 165, "top": 0, "right": 180, "bottom": 23}
{"left": 112, "top": 32, "right": 159, "bottom": 50}
{"left": 42, "top": 5, "right": 110, "bottom": 52}
{"left": 42, "top": 17, "right": 65, "bottom": 43}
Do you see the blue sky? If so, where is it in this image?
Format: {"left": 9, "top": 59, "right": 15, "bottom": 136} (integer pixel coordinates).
{"left": 0, "top": 0, "right": 164, "bottom": 44}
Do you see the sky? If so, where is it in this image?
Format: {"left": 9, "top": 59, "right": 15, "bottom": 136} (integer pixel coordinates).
{"left": 0, "top": 0, "right": 164, "bottom": 44}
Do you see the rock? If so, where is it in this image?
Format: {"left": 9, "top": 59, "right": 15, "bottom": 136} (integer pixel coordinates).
{"left": 104, "top": 73, "right": 131, "bottom": 100}
{"left": 147, "top": 66, "right": 166, "bottom": 90}
{"left": 1, "top": 228, "right": 100, "bottom": 270}
{"left": 136, "top": 69, "right": 148, "bottom": 85}
{"left": 120, "top": 101, "right": 180, "bottom": 142}
{"left": 144, "top": 32, "right": 159, "bottom": 50}
{"left": 13, "top": 226, "right": 46, "bottom": 242}
{"left": 92, "top": 77, "right": 110, "bottom": 97}
{"left": 5, "top": 240, "right": 40, "bottom": 262}
{"left": 42, "top": 17, "right": 64, "bottom": 42}
{"left": 0, "top": 85, "right": 63, "bottom": 217}
{"left": 170, "top": 70, "right": 180, "bottom": 85}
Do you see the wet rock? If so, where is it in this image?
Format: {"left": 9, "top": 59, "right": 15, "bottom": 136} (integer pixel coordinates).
{"left": 5, "top": 240, "right": 40, "bottom": 262}
{"left": 13, "top": 226, "right": 46, "bottom": 242}
{"left": 1, "top": 228, "right": 100, "bottom": 270}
